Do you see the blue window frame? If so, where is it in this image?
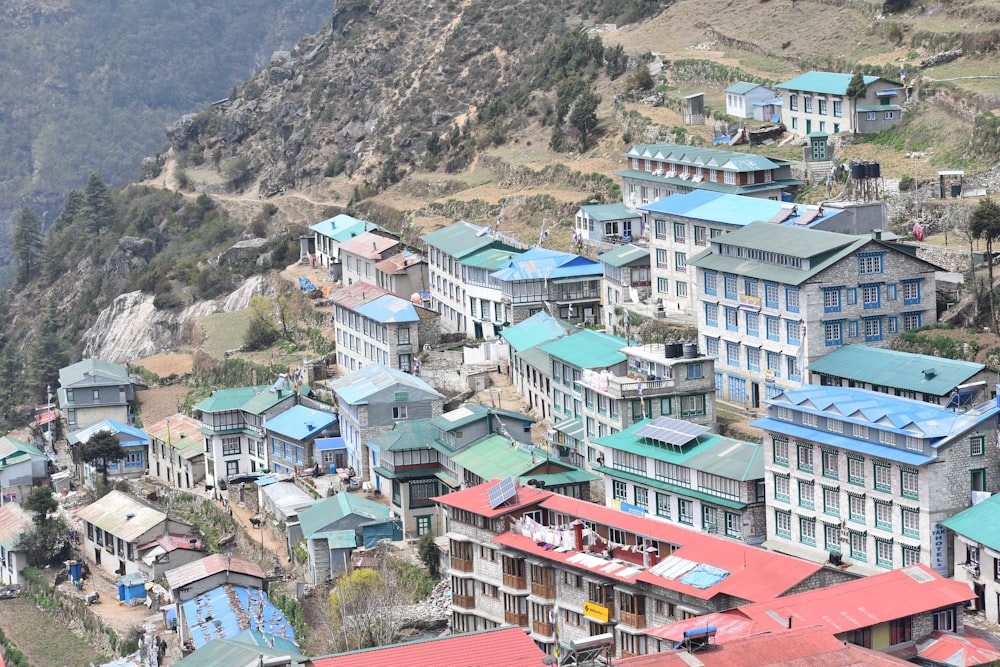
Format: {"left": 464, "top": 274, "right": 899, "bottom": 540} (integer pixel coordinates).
{"left": 714, "top": 371, "right": 724, "bottom": 393}
{"left": 786, "top": 320, "right": 801, "bottom": 345}
{"left": 824, "top": 320, "right": 843, "bottom": 346}
{"left": 765, "top": 316, "right": 780, "bottom": 342}
{"left": 704, "top": 270, "right": 718, "bottom": 296}
{"left": 858, "top": 252, "right": 884, "bottom": 275}
{"left": 846, "top": 288, "right": 857, "bottom": 305}
{"left": 705, "top": 303, "right": 719, "bottom": 327}
{"left": 705, "top": 336, "right": 720, "bottom": 358}
{"left": 902, "top": 280, "right": 920, "bottom": 305}
{"left": 861, "top": 283, "right": 881, "bottom": 310}
{"left": 864, "top": 317, "right": 882, "bottom": 342}
{"left": 726, "top": 342, "right": 740, "bottom": 367}
{"left": 725, "top": 307, "right": 739, "bottom": 332}
{"left": 903, "top": 312, "right": 922, "bottom": 330}
{"left": 764, "top": 283, "right": 779, "bottom": 309}
{"left": 823, "top": 287, "right": 841, "bottom": 313}
{"left": 766, "top": 351, "right": 781, "bottom": 377}
{"left": 788, "top": 356, "right": 801, "bottom": 381}
{"left": 746, "top": 346, "right": 761, "bottom": 371}
{"left": 745, "top": 311, "right": 759, "bottom": 336}
{"left": 848, "top": 320, "right": 860, "bottom": 338}
{"left": 785, "top": 287, "right": 800, "bottom": 313}
{"left": 887, "top": 283, "right": 897, "bottom": 301}
{"left": 887, "top": 316, "right": 898, "bottom": 334}
{"left": 724, "top": 274, "right": 738, "bottom": 300}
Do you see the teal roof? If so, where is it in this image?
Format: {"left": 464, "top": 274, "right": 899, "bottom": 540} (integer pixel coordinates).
{"left": 857, "top": 104, "right": 901, "bottom": 112}
{"left": 501, "top": 312, "right": 576, "bottom": 352}
{"left": 579, "top": 203, "right": 640, "bottom": 222}
{"left": 420, "top": 221, "right": 495, "bottom": 258}
{"left": 599, "top": 244, "right": 650, "bottom": 267}
{"left": 553, "top": 417, "right": 584, "bottom": 440}
{"left": 194, "top": 386, "right": 270, "bottom": 413}
{"left": 428, "top": 403, "right": 533, "bottom": 432}
{"left": 59, "top": 358, "right": 130, "bottom": 386}
{"left": 517, "top": 346, "right": 553, "bottom": 374}
{"left": 238, "top": 387, "right": 297, "bottom": 416}
{"left": 595, "top": 420, "right": 764, "bottom": 481}
{"left": 330, "top": 364, "right": 442, "bottom": 405}
{"left": 776, "top": 71, "right": 879, "bottom": 95}
{"left": 171, "top": 630, "right": 307, "bottom": 667}
{"left": 725, "top": 81, "right": 768, "bottom": 95}
{"left": 297, "top": 493, "right": 391, "bottom": 539}
{"left": 308, "top": 530, "right": 358, "bottom": 549}
{"left": 309, "top": 214, "right": 379, "bottom": 243}
{"left": 264, "top": 404, "right": 337, "bottom": 440}
{"left": 458, "top": 246, "right": 523, "bottom": 269}
{"left": 0, "top": 436, "right": 45, "bottom": 468}
{"left": 617, "top": 169, "right": 798, "bottom": 195}
{"left": 539, "top": 330, "right": 628, "bottom": 369}
{"left": 941, "top": 494, "right": 1000, "bottom": 552}
{"left": 807, "top": 345, "right": 985, "bottom": 396}
{"left": 623, "top": 144, "right": 791, "bottom": 172}
{"left": 367, "top": 419, "right": 440, "bottom": 452}
{"left": 451, "top": 434, "right": 598, "bottom": 484}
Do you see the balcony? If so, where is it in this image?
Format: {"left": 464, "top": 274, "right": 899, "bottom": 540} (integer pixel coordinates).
{"left": 504, "top": 611, "right": 529, "bottom": 627}
{"left": 532, "top": 619, "right": 554, "bottom": 638}
{"left": 453, "top": 594, "right": 476, "bottom": 609}
{"left": 503, "top": 573, "right": 527, "bottom": 590}
{"left": 452, "top": 556, "right": 474, "bottom": 573}
{"left": 531, "top": 581, "right": 556, "bottom": 600}
{"left": 620, "top": 611, "right": 647, "bottom": 629}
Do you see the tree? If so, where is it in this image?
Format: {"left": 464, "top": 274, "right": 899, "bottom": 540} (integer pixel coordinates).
{"left": 970, "top": 197, "right": 1000, "bottom": 333}
{"left": 327, "top": 561, "right": 419, "bottom": 652}
{"left": 83, "top": 172, "right": 116, "bottom": 234}
{"left": 626, "top": 66, "right": 654, "bottom": 92}
{"left": 243, "top": 295, "right": 280, "bottom": 351}
{"left": 27, "top": 298, "right": 69, "bottom": 398}
{"left": 17, "top": 515, "right": 71, "bottom": 567}
{"left": 22, "top": 486, "right": 58, "bottom": 524}
{"left": 79, "top": 431, "right": 125, "bottom": 487}
{"left": 569, "top": 88, "right": 601, "bottom": 151}
{"left": 846, "top": 72, "right": 867, "bottom": 134}
{"left": 417, "top": 532, "right": 440, "bottom": 578}
{"left": 12, "top": 207, "right": 43, "bottom": 287}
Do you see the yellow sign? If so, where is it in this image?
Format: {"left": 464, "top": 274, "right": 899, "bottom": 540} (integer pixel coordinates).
{"left": 584, "top": 601, "right": 610, "bottom": 623}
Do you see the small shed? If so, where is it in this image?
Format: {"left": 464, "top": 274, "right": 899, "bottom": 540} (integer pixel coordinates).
{"left": 117, "top": 572, "right": 147, "bottom": 605}
{"left": 725, "top": 82, "right": 776, "bottom": 119}
{"left": 315, "top": 437, "right": 348, "bottom": 473}
{"left": 684, "top": 92, "right": 705, "bottom": 125}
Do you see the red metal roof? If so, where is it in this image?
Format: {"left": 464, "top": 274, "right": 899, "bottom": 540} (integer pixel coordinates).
{"left": 137, "top": 533, "right": 203, "bottom": 553}
{"left": 164, "top": 553, "right": 266, "bottom": 591}
{"left": 647, "top": 564, "right": 975, "bottom": 642}
{"left": 913, "top": 629, "right": 1000, "bottom": 666}
{"left": 311, "top": 626, "right": 544, "bottom": 667}
{"left": 618, "top": 625, "right": 912, "bottom": 666}
{"left": 328, "top": 281, "right": 390, "bottom": 310}
{"left": 433, "top": 479, "right": 552, "bottom": 519}
{"left": 541, "top": 495, "right": 821, "bottom": 602}
{"left": 375, "top": 250, "right": 424, "bottom": 275}
{"left": 338, "top": 232, "right": 399, "bottom": 260}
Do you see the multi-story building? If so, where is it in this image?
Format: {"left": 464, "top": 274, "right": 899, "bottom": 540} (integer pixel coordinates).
{"left": 460, "top": 246, "right": 522, "bottom": 339}
{"left": 145, "top": 413, "right": 206, "bottom": 490}
{"left": 594, "top": 416, "right": 765, "bottom": 545}
{"left": 571, "top": 344, "right": 716, "bottom": 470}
{"left": 0, "top": 503, "right": 32, "bottom": 586}
{"left": 776, "top": 71, "right": 902, "bottom": 136}
{"left": 421, "top": 221, "right": 523, "bottom": 336}
{"left": 374, "top": 249, "right": 428, "bottom": 299}
{"left": 57, "top": 358, "right": 135, "bottom": 431}
{"left": 492, "top": 247, "right": 603, "bottom": 326}
{"left": 501, "top": 312, "right": 575, "bottom": 421}
{"left": 752, "top": 384, "right": 1000, "bottom": 576}
{"left": 193, "top": 383, "right": 298, "bottom": 494}
{"left": 941, "top": 493, "right": 1000, "bottom": 622}
{"left": 599, "top": 244, "right": 652, "bottom": 333}
{"left": 807, "top": 344, "right": 992, "bottom": 405}
{"left": 263, "top": 403, "right": 338, "bottom": 475}
{"left": 435, "top": 480, "right": 848, "bottom": 660}
{"left": 574, "top": 203, "right": 643, "bottom": 251}
{"left": 330, "top": 364, "right": 444, "bottom": 490}
{"left": 689, "top": 222, "right": 939, "bottom": 408}
{"left": 309, "top": 214, "right": 380, "bottom": 270}
{"left": 643, "top": 190, "right": 854, "bottom": 314}
{"left": 339, "top": 231, "right": 403, "bottom": 287}
{"left": 617, "top": 143, "right": 802, "bottom": 208}
{"left": 68, "top": 419, "right": 151, "bottom": 487}
{"left": 0, "top": 436, "right": 48, "bottom": 504}
{"left": 329, "top": 282, "right": 439, "bottom": 374}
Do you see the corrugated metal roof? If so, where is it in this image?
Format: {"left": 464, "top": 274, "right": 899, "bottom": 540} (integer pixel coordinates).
{"left": 264, "top": 404, "right": 337, "bottom": 440}
{"left": 315, "top": 437, "right": 346, "bottom": 451}
{"left": 181, "top": 584, "right": 295, "bottom": 650}
{"left": 915, "top": 630, "right": 1000, "bottom": 667}
{"left": 354, "top": 293, "right": 421, "bottom": 323}
{"left": 0, "top": 436, "right": 44, "bottom": 468}
{"left": 59, "top": 358, "right": 130, "bottom": 387}
{"left": 193, "top": 386, "right": 269, "bottom": 413}
{"left": 539, "top": 329, "right": 628, "bottom": 369}
{"left": 578, "top": 202, "right": 640, "bottom": 222}
{"left": 338, "top": 231, "right": 399, "bottom": 260}
{"left": 599, "top": 244, "right": 650, "bottom": 267}
{"left": 639, "top": 190, "right": 842, "bottom": 228}
{"left": 419, "top": 221, "right": 495, "bottom": 258}
{"left": 500, "top": 311, "right": 575, "bottom": 352}
{"left": 0, "top": 503, "right": 32, "bottom": 550}
{"left": 68, "top": 419, "right": 150, "bottom": 447}
{"left": 142, "top": 414, "right": 205, "bottom": 455}
{"left": 516, "top": 345, "right": 553, "bottom": 374}
{"left": 857, "top": 103, "right": 902, "bottom": 111}
{"left": 297, "top": 493, "right": 391, "bottom": 538}
{"left": 165, "top": 554, "right": 265, "bottom": 591}
{"left": 457, "top": 246, "right": 523, "bottom": 269}
{"left": 171, "top": 631, "right": 307, "bottom": 667}
{"left": 310, "top": 627, "right": 543, "bottom": 667}
{"left": 374, "top": 250, "right": 424, "bottom": 275}
{"left": 432, "top": 478, "right": 552, "bottom": 518}
{"left": 623, "top": 143, "right": 787, "bottom": 171}
{"left": 367, "top": 419, "right": 439, "bottom": 452}
{"left": 75, "top": 490, "right": 167, "bottom": 541}
{"left": 491, "top": 247, "right": 602, "bottom": 282}
{"left": 941, "top": 492, "right": 1000, "bottom": 552}
{"left": 725, "top": 81, "right": 770, "bottom": 95}
{"left": 553, "top": 416, "right": 584, "bottom": 440}
{"left": 428, "top": 403, "right": 533, "bottom": 432}
{"left": 752, "top": 417, "right": 934, "bottom": 466}
{"left": 616, "top": 169, "right": 798, "bottom": 195}
{"left": 328, "top": 281, "right": 390, "bottom": 310}
{"left": 330, "top": 364, "right": 442, "bottom": 405}
{"left": 309, "top": 214, "right": 380, "bottom": 243}
{"left": 806, "top": 344, "right": 984, "bottom": 396}
{"left": 776, "top": 71, "right": 880, "bottom": 95}
{"left": 309, "top": 530, "right": 358, "bottom": 549}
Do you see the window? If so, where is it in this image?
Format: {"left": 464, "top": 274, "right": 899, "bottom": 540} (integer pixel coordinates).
{"left": 798, "top": 479, "right": 815, "bottom": 509}
{"left": 823, "top": 486, "right": 840, "bottom": 516}
{"left": 903, "top": 312, "right": 922, "bottom": 330}
{"left": 828, "top": 418, "right": 843, "bottom": 434}
{"left": 972, "top": 435, "right": 986, "bottom": 457}
{"left": 848, "top": 494, "right": 866, "bottom": 523}
{"left": 705, "top": 337, "right": 719, "bottom": 358}
{"left": 655, "top": 493, "right": 671, "bottom": 519}
{"left": 724, "top": 274, "right": 738, "bottom": 300}
{"left": 726, "top": 342, "right": 740, "bottom": 367}
{"left": 678, "top": 499, "right": 693, "bottom": 524}
{"left": 791, "top": 117, "right": 798, "bottom": 130}
{"left": 612, "top": 480, "right": 627, "bottom": 502}
{"left": 901, "top": 469, "right": 919, "bottom": 499}
{"left": 902, "top": 545, "right": 920, "bottom": 566}
{"left": 800, "top": 517, "right": 816, "bottom": 545}
{"left": 222, "top": 437, "right": 241, "bottom": 456}
{"left": 675, "top": 252, "right": 687, "bottom": 272}
{"left": 875, "top": 500, "right": 892, "bottom": 531}
{"left": 657, "top": 277, "right": 669, "bottom": 294}
{"left": 745, "top": 311, "right": 759, "bottom": 336}
{"left": 803, "top": 96, "right": 813, "bottom": 113}
{"left": 786, "top": 320, "right": 800, "bottom": 344}
{"left": 848, "top": 320, "right": 859, "bottom": 338}
{"left": 680, "top": 394, "right": 705, "bottom": 417}
{"left": 694, "top": 226, "right": 707, "bottom": 246}
{"left": 972, "top": 468, "right": 987, "bottom": 492}
{"left": 704, "top": 271, "right": 718, "bottom": 295}
{"left": 656, "top": 249, "right": 669, "bottom": 268}
{"left": 822, "top": 450, "right": 838, "bottom": 478}
{"left": 833, "top": 100, "right": 842, "bottom": 117}
{"left": 864, "top": 317, "right": 882, "bottom": 342}
{"left": 766, "top": 316, "right": 780, "bottom": 341}
{"left": 853, "top": 423, "right": 868, "bottom": 440}
{"left": 887, "top": 316, "right": 898, "bottom": 334}
{"left": 861, "top": 284, "right": 880, "bottom": 309}
{"left": 858, "top": 253, "right": 883, "bottom": 275}
{"left": 787, "top": 356, "right": 801, "bottom": 381}
{"left": 655, "top": 219, "right": 667, "bottom": 239}
{"left": 818, "top": 98, "right": 827, "bottom": 115}
{"left": 774, "top": 473, "right": 790, "bottom": 501}
{"left": 901, "top": 506, "right": 919, "bottom": 537}
{"left": 824, "top": 523, "right": 840, "bottom": 552}
{"left": 773, "top": 437, "right": 789, "bottom": 466}
{"left": 850, "top": 530, "right": 867, "bottom": 561}
{"left": 775, "top": 510, "right": 791, "bottom": 538}
{"left": 848, "top": 457, "right": 865, "bottom": 485}
{"left": 765, "top": 283, "right": 778, "bottom": 308}
{"left": 705, "top": 303, "right": 718, "bottom": 327}
{"left": 702, "top": 505, "right": 718, "bottom": 532}
{"left": 746, "top": 347, "right": 760, "bottom": 371}
{"left": 634, "top": 486, "right": 648, "bottom": 510}
{"left": 673, "top": 222, "right": 686, "bottom": 242}
{"left": 866, "top": 111, "right": 877, "bottom": 121}
{"left": 933, "top": 608, "right": 956, "bottom": 632}
{"left": 725, "top": 307, "right": 739, "bottom": 332}
{"left": 884, "top": 110, "right": 895, "bottom": 119}
{"left": 789, "top": 94, "right": 798, "bottom": 111}
{"left": 676, "top": 281, "right": 688, "bottom": 297}
{"left": 890, "top": 617, "right": 912, "bottom": 645}
{"left": 797, "top": 444, "right": 813, "bottom": 472}
{"left": 392, "top": 406, "right": 408, "bottom": 420}
{"left": 824, "top": 288, "right": 841, "bottom": 312}
{"left": 874, "top": 463, "right": 891, "bottom": 492}
{"left": 785, "top": 287, "right": 799, "bottom": 312}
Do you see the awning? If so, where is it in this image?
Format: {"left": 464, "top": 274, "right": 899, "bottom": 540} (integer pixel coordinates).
{"left": 435, "top": 471, "right": 461, "bottom": 488}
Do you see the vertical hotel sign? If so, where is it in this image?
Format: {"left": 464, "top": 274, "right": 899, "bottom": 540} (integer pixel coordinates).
{"left": 931, "top": 523, "right": 948, "bottom": 575}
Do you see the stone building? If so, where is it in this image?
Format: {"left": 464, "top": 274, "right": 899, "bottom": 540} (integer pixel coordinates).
{"left": 374, "top": 249, "right": 428, "bottom": 299}
{"left": 309, "top": 214, "right": 380, "bottom": 270}
{"left": 752, "top": 384, "right": 1000, "bottom": 576}
{"left": 492, "top": 247, "right": 603, "bottom": 327}
{"left": 599, "top": 244, "right": 652, "bottom": 333}
{"left": 339, "top": 231, "right": 404, "bottom": 287}
{"left": 500, "top": 312, "right": 576, "bottom": 422}
{"left": 941, "top": 493, "right": 1000, "bottom": 622}
{"left": 144, "top": 413, "right": 206, "bottom": 491}
{"left": 689, "top": 222, "right": 940, "bottom": 408}
{"left": 57, "top": 358, "right": 135, "bottom": 431}
{"left": 776, "top": 71, "right": 903, "bottom": 136}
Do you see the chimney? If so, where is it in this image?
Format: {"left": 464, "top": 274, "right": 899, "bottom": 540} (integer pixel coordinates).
{"left": 372, "top": 241, "right": 377, "bottom": 252}
{"left": 787, "top": 616, "right": 793, "bottom": 629}
{"left": 572, "top": 519, "right": 584, "bottom": 552}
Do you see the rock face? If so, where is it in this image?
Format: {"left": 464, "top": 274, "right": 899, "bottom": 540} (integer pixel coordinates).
{"left": 78, "top": 275, "right": 276, "bottom": 362}
{"left": 103, "top": 236, "right": 157, "bottom": 297}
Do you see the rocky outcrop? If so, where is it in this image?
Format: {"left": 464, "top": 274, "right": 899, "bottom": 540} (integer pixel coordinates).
{"left": 103, "top": 236, "right": 157, "bottom": 297}
{"left": 78, "top": 275, "right": 276, "bottom": 362}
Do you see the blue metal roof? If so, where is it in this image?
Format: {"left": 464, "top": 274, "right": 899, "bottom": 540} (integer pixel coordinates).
{"left": 67, "top": 419, "right": 150, "bottom": 447}
{"left": 309, "top": 215, "right": 379, "bottom": 242}
{"left": 500, "top": 312, "right": 575, "bottom": 352}
{"left": 181, "top": 584, "right": 296, "bottom": 650}
{"left": 491, "top": 247, "right": 602, "bottom": 282}
{"left": 354, "top": 293, "right": 420, "bottom": 323}
{"left": 315, "top": 437, "right": 346, "bottom": 451}
{"left": 330, "top": 364, "right": 441, "bottom": 405}
{"left": 751, "top": 417, "right": 935, "bottom": 466}
{"left": 264, "top": 404, "right": 337, "bottom": 440}
{"left": 639, "top": 190, "right": 842, "bottom": 228}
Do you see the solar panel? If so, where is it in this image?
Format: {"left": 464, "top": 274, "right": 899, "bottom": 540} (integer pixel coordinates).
{"left": 634, "top": 417, "right": 709, "bottom": 446}
{"left": 487, "top": 476, "right": 518, "bottom": 509}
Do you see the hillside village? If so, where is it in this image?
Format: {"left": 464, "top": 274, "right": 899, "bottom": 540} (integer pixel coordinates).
{"left": 6, "top": 61, "right": 1000, "bottom": 667}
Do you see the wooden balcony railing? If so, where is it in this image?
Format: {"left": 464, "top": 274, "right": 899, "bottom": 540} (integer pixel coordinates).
{"left": 504, "top": 611, "right": 529, "bottom": 627}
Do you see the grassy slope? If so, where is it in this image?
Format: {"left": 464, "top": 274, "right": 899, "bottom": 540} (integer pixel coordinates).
{"left": 0, "top": 598, "right": 108, "bottom": 667}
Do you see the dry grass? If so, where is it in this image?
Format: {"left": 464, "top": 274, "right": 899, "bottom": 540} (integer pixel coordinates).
{"left": 0, "top": 598, "right": 108, "bottom": 667}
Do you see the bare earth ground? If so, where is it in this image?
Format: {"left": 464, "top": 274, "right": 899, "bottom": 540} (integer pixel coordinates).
{"left": 0, "top": 597, "right": 109, "bottom": 667}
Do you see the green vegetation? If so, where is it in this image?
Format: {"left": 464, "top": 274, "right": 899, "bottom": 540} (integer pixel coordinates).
{"left": 270, "top": 586, "right": 309, "bottom": 646}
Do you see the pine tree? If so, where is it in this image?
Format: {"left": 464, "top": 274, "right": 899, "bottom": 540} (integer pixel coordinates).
{"left": 570, "top": 88, "right": 601, "bottom": 151}
{"left": 27, "top": 298, "right": 69, "bottom": 397}
{"left": 12, "top": 207, "right": 42, "bottom": 287}
{"left": 83, "top": 173, "right": 115, "bottom": 234}
{"left": 846, "top": 72, "right": 867, "bottom": 134}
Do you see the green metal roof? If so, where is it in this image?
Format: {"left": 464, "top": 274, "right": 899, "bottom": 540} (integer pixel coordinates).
{"left": 429, "top": 403, "right": 533, "bottom": 432}
{"left": 776, "top": 71, "right": 880, "bottom": 95}
{"left": 59, "top": 358, "right": 130, "bottom": 386}
{"left": 539, "top": 330, "right": 628, "bottom": 369}
{"left": 553, "top": 417, "right": 584, "bottom": 440}
{"left": 367, "top": 419, "right": 440, "bottom": 452}
{"left": 594, "top": 420, "right": 764, "bottom": 481}
{"left": 616, "top": 169, "right": 801, "bottom": 195}
{"left": 516, "top": 345, "right": 554, "bottom": 375}
{"left": 725, "top": 81, "right": 768, "bottom": 95}
{"left": 451, "top": 434, "right": 598, "bottom": 485}
{"left": 458, "top": 246, "right": 523, "bottom": 269}
{"left": 0, "top": 436, "right": 44, "bottom": 468}
{"left": 579, "top": 203, "right": 640, "bottom": 222}
{"left": 593, "top": 465, "right": 747, "bottom": 509}
{"left": 420, "top": 221, "right": 494, "bottom": 258}
{"left": 171, "top": 631, "right": 308, "bottom": 667}
{"left": 308, "top": 529, "right": 359, "bottom": 549}
{"left": 623, "top": 144, "right": 788, "bottom": 171}
{"left": 806, "top": 344, "right": 985, "bottom": 396}
{"left": 193, "top": 386, "right": 270, "bottom": 413}
{"left": 525, "top": 468, "right": 599, "bottom": 486}
{"left": 0, "top": 503, "right": 32, "bottom": 551}
{"left": 599, "top": 244, "right": 650, "bottom": 267}
{"left": 857, "top": 104, "right": 901, "bottom": 112}
{"left": 297, "top": 493, "right": 391, "bottom": 539}
{"left": 501, "top": 312, "right": 576, "bottom": 352}
{"left": 240, "top": 387, "right": 297, "bottom": 415}
{"left": 941, "top": 494, "right": 1000, "bottom": 552}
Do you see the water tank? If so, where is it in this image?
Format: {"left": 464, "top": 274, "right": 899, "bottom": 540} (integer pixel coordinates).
{"left": 850, "top": 161, "right": 865, "bottom": 180}
{"left": 664, "top": 342, "right": 683, "bottom": 358}
{"left": 870, "top": 161, "right": 881, "bottom": 179}
{"left": 682, "top": 343, "right": 698, "bottom": 359}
